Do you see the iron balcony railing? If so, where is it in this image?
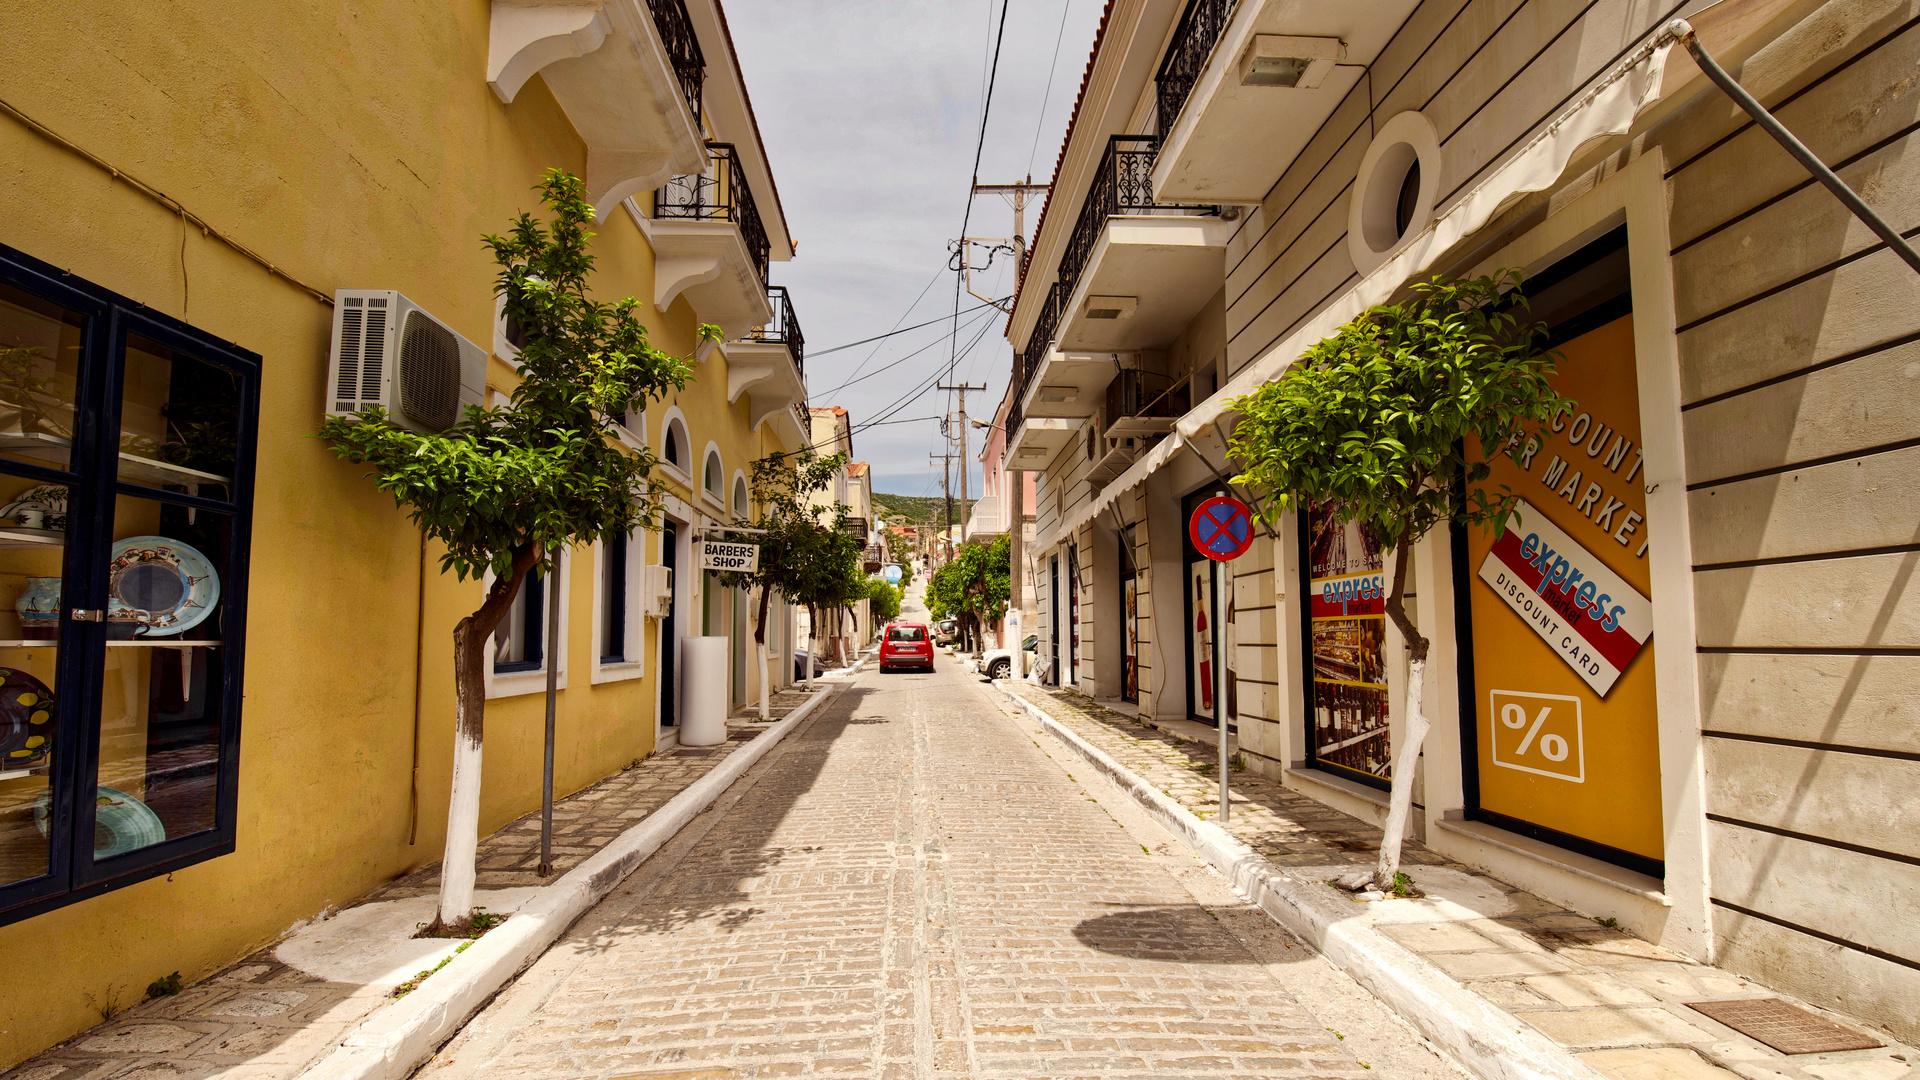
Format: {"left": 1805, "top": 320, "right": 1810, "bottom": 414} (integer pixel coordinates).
{"left": 645, "top": 0, "right": 705, "bottom": 121}
{"left": 750, "top": 285, "right": 805, "bottom": 374}
{"left": 655, "top": 142, "right": 772, "bottom": 285}
{"left": 1010, "top": 135, "right": 1199, "bottom": 428}
{"left": 1155, "top": 0, "right": 1238, "bottom": 138}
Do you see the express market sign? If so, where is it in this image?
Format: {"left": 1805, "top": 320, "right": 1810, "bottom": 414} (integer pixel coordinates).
{"left": 1477, "top": 499, "right": 1651, "bottom": 697}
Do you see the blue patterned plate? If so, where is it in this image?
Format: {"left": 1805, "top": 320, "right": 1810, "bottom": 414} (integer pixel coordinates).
{"left": 107, "top": 536, "right": 221, "bottom": 637}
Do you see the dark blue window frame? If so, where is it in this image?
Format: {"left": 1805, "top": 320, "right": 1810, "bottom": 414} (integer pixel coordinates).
{"left": 0, "top": 241, "right": 258, "bottom": 927}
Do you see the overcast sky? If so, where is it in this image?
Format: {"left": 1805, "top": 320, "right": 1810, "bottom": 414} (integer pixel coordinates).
{"left": 726, "top": 0, "right": 1106, "bottom": 510}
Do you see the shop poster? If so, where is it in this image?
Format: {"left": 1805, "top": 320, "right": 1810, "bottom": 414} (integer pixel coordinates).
{"left": 1463, "top": 314, "right": 1663, "bottom": 865}
{"left": 1305, "top": 503, "right": 1391, "bottom": 781}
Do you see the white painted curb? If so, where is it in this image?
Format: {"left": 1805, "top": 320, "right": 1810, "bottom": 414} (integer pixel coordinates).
{"left": 996, "top": 686, "right": 1605, "bottom": 1080}
{"left": 298, "top": 683, "right": 838, "bottom": 1080}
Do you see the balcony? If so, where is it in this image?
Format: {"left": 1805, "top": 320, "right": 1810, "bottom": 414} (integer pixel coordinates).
{"left": 724, "top": 286, "right": 808, "bottom": 443}
{"left": 651, "top": 143, "right": 775, "bottom": 337}
{"left": 485, "top": 0, "right": 707, "bottom": 219}
{"left": 1009, "top": 135, "right": 1229, "bottom": 449}
{"left": 1149, "top": 0, "right": 1420, "bottom": 203}
{"left": 1088, "top": 370, "right": 1191, "bottom": 486}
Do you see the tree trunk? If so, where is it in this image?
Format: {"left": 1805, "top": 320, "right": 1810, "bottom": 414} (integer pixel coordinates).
{"left": 436, "top": 543, "right": 542, "bottom": 930}
{"left": 1371, "top": 539, "right": 1431, "bottom": 893}
{"left": 753, "top": 583, "right": 772, "bottom": 720}
{"left": 804, "top": 603, "right": 817, "bottom": 689}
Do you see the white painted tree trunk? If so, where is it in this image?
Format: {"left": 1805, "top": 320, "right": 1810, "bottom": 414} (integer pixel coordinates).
{"left": 437, "top": 723, "right": 483, "bottom": 926}
{"left": 756, "top": 639, "right": 770, "bottom": 720}
{"left": 1372, "top": 655, "right": 1431, "bottom": 890}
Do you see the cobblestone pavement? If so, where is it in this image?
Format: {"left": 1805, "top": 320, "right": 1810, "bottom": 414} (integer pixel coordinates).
{"left": 422, "top": 623, "right": 1466, "bottom": 1078}
{"left": 0, "top": 709, "right": 804, "bottom": 1080}
{"left": 1005, "top": 686, "right": 1918, "bottom": 1080}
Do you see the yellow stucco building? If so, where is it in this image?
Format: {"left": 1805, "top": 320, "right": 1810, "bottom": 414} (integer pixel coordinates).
{"left": 0, "top": 0, "right": 810, "bottom": 1063}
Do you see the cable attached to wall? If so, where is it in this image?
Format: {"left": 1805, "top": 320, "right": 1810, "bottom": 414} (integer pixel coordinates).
{"left": 0, "top": 94, "right": 334, "bottom": 307}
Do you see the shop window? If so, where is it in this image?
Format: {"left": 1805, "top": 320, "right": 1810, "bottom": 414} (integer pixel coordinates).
{"left": 0, "top": 242, "right": 258, "bottom": 926}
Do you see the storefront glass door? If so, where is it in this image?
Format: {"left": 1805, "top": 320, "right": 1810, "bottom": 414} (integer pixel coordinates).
{"left": 1301, "top": 502, "right": 1390, "bottom": 785}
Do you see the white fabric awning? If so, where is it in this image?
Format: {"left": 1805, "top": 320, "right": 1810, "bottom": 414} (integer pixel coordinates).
{"left": 1171, "top": 0, "right": 1810, "bottom": 444}
{"left": 1035, "top": 432, "right": 1187, "bottom": 552}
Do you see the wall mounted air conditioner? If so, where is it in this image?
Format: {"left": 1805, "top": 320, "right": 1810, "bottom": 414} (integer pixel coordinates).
{"left": 642, "top": 564, "right": 674, "bottom": 619}
{"left": 326, "top": 290, "right": 487, "bottom": 433}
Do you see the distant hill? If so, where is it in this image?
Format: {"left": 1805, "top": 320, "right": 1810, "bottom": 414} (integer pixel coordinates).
{"left": 872, "top": 491, "right": 971, "bottom": 529}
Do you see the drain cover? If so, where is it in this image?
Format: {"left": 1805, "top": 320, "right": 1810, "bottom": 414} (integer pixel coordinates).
{"left": 1686, "top": 998, "right": 1884, "bottom": 1054}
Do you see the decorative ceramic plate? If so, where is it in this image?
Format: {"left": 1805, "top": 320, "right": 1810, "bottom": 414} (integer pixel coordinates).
{"left": 33, "top": 785, "right": 166, "bottom": 859}
{"left": 0, "top": 668, "right": 53, "bottom": 769}
{"left": 107, "top": 536, "right": 221, "bottom": 637}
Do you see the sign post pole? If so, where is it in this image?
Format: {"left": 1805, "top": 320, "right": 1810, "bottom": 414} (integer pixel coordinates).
{"left": 1189, "top": 492, "right": 1255, "bottom": 824}
{"left": 1215, "top": 554, "right": 1229, "bottom": 820}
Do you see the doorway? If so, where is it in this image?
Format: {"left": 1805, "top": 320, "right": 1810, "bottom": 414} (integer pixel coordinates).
{"left": 659, "top": 521, "right": 678, "bottom": 728}
{"left": 1049, "top": 554, "right": 1061, "bottom": 686}
{"left": 1119, "top": 524, "right": 1138, "bottom": 703}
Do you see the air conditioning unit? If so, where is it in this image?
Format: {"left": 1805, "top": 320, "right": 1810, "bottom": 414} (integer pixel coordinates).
{"left": 642, "top": 564, "right": 673, "bottom": 619}
{"left": 327, "top": 290, "right": 486, "bottom": 433}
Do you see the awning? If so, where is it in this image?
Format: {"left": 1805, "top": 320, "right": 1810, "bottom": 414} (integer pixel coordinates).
{"left": 1172, "top": 0, "right": 1816, "bottom": 444}
{"left": 1035, "top": 432, "right": 1187, "bottom": 553}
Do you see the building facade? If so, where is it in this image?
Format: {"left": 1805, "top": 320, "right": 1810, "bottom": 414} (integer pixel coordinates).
{"left": 0, "top": 0, "right": 810, "bottom": 1063}
{"left": 1007, "top": 0, "right": 1920, "bottom": 1041}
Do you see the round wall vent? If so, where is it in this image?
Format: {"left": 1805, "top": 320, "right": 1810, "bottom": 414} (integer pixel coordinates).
{"left": 1347, "top": 111, "right": 1442, "bottom": 275}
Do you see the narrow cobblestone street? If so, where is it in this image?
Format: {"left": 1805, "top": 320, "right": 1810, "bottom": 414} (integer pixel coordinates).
{"left": 420, "top": 607, "right": 1463, "bottom": 1079}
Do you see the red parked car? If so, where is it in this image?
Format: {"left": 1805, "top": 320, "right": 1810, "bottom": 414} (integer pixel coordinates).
{"left": 878, "top": 623, "right": 934, "bottom": 674}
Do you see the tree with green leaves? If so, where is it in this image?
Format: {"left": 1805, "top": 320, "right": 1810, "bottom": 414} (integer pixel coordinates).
{"left": 926, "top": 534, "right": 1010, "bottom": 652}
{"left": 320, "top": 170, "right": 712, "bottom": 929}
{"left": 865, "top": 576, "right": 901, "bottom": 623}
{"left": 716, "top": 449, "right": 863, "bottom": 700}
{"left": 1226, "top": 269, "right": 1566, "bottom": 895}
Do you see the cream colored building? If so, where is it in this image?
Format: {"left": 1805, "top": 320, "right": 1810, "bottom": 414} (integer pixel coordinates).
{"left": 0, "top": 0, "right": 810, "bottom": 1064}
{"left": 1007, "top": 0, "right": 1920, "bottom": 1042}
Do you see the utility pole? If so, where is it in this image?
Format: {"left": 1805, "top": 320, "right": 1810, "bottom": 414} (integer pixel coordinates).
{"left": 938, "top": 381, "right": 987, "bottom": 543}
{"left": 970, "top": 177, "right": 1049, "bottom": 280}
{"left": 929, "top": 451, "right": 955, "bottom": 566}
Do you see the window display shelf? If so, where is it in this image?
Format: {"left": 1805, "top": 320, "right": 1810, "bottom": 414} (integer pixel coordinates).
{"left": 0, "top": 432, "right": 231, "bottom": 487}
{"left": 0, "top": 527, "right": 63, "bottom": 548}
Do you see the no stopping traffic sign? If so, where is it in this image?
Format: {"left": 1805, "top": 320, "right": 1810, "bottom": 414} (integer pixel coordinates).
{"left": 1190, "top": 495, "right": 1255, "bottom": 561}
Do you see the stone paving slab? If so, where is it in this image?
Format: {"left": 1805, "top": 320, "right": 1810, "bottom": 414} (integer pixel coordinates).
{"left": 1004, "top": 684, "right": 1916, "bottom": 1080}
{"left": 0, "top": 707, "right": 806, "bottom": 1080}
{"left": 418, "top": 646, "right": 1465, "bottom": 1080}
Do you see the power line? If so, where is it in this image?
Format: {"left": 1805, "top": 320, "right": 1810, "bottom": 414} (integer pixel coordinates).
{"left": 813, "top": 302, "right": 1001, "bottom": 398}
{"left": 951, "top": 0, "right": 1012, "bottom": 381}
{"left": 817, "top": 266, "right": 946, "bottom": 388}
{"left": 1028, "top": 0, "right": 1076, "bottom": 177}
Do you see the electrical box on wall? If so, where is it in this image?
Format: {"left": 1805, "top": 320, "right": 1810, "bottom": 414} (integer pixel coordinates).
{"left": 326, "top": 289, "right": 486, "bottom": 433}
{"left": 642, "top": 564, "right": 673, "bottom": 618}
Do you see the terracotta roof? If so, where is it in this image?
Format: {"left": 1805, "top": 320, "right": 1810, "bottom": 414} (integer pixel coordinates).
{"left": 1010, "top": 0, "right": 1119, "bottom": 336}
{"left": 849, "top": 461, "right": 870, "bottom": 477}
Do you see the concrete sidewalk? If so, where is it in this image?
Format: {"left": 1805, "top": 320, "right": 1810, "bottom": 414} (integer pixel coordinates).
{"left": 4, "top": 689, "right": 825, "bottom": 1080}
{"left": 999, "top": 683, "right": 1914, "bottom": 1080}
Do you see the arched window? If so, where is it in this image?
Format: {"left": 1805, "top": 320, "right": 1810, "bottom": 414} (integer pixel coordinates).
{"left": 703, "top": 449, "right": 722, "bottom": 497}
{"left": 732, "top": 475, "right": 749, "bottom": 518}
{"left": 662, "top": 416, "right": 688, "bottom": 470}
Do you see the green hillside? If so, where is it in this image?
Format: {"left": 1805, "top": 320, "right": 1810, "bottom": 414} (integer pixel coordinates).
{"left": 872, "top": 491, "right": 970, "bottom": 529}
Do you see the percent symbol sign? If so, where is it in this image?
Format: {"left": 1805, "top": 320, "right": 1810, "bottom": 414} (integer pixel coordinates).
{"left": 1502, "top": 701, "right": 1570, "bottom": 762}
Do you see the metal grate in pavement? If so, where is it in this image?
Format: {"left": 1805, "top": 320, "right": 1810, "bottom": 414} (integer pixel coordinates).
{"left": 1687, "top": 998, "right": 1886, "bottom": 1054}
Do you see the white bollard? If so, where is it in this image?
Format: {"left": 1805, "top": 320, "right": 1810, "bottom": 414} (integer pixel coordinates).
{"left": 679, "top": 636, "right": 730, "bottom": 746}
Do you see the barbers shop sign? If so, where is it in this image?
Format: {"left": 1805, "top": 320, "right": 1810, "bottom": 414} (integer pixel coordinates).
{"left": 699, "top": 539, "right": 760, "bottom": 572}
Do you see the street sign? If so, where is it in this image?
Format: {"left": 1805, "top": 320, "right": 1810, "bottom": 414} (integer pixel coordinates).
{"left": 883, "top": 564, "right": 902, "bottom": 584}
{"left": 698, "top": 538, "right": 759, "bottom": 572}
{"left": 1189, "top": 495, "right": 1255, "bottom": 561}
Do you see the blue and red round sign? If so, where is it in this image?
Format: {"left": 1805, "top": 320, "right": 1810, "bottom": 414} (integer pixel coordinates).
{"left": 1189, "top": 495, "right": 1255, "bottom": 562}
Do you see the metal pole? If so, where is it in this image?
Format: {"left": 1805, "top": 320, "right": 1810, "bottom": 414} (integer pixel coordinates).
{"left": 539, "top": 550, "right": 561, "bottom": 877}
{"left": 1674, "top": 20, "right": 1920, "bottom": 277}
{"left": 1215, "top": 554, "right": 1229, "bottom": 821}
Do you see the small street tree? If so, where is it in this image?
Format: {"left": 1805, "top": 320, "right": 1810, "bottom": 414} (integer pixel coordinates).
{"left": 1226, "top": 270, "right": 1566, "bottom": 894}
{"left": 718, "top": 450, "right": 861, "bottom": 702}
{"left": 927, "top": 535, "right": 1010, "bottom": 652}
{"left": 321, "top": 170, "right": 709, "bottom": 929}
{"left": 866, "top": 577, "right": 902, "bottom": 623}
